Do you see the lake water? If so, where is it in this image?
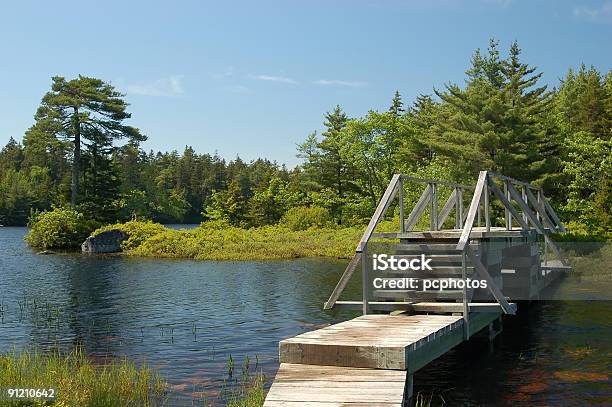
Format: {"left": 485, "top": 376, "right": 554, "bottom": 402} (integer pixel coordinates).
{"left": 0, "top": 227, "right": 610, "bottom": 406}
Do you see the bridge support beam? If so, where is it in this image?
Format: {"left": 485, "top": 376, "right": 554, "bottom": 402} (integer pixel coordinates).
{"left": 403, "top": 374, "right": 413, "bottom": 407}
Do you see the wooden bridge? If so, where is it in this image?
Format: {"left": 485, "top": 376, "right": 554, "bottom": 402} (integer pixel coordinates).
{"left": 264, "top": 171, "right": 570, "bottom": 406}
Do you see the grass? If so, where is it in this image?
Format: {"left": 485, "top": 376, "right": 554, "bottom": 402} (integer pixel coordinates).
{"left": 0, "top": 348, "right": 268, "bottom": 407}
{"left": 226, "top": 374, "right": 265, "bottom": 407}
{"left": 224, "top": 356, "right": 266, "bottom": 407}
{"left": 90, "top": 219, "right": 394, "bottom": 260}
{"left": 0, "top": 347, "right": 167, "bottom": 407}
{"left": 564, "top": 242, "right": 612, "bottom": 279}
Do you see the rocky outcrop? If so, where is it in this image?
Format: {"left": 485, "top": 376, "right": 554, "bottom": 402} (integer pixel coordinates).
{"left": 81, "top": 229, "right": 127, "bottom": 254}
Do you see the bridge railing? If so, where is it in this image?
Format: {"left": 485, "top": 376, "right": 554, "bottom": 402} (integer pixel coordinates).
{"left": 324, "top": 174, "right": 474, "bottom": 313}
{"left": 456, "top": 171, "right": 569, "bottom": 327}
{"left": 324, "top": 171, "right": 568, "bottom": 319}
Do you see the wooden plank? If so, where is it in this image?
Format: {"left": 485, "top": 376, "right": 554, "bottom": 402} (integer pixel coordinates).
{"left": 487, "top": 171, "right": 534, "bottom": 188}
{"left": 506, "top": 183, "right": 568, "bottom": 267}
{"left": 373, "top": 289, "right": 467, "bottom": 301}
{"left": 378, "top": 253, "right": 463, "bottom": 262}
{"left": 524, "top": 187, "right": 557, "bottom": 231}
{"left": 334, "top": 301, "right": 515, "bottom": 313}
{"left": 405, "top": 311, "right": 501, "bottom": 373}
{"left": 375, "top": 227, "right": 531, "bottom": 240}
{"left": 488, "top": 178, "right": 530, "bottom": 230}
{"left": 401, "top": 174, "right": 473, "bottom": 190}
{"left": 405, "top": 320, "right": 464, "bottom": 373}
{"left": 456, "top": 171, "right": 488, "bottom": 251}
{"left": 457, "top": 187, "right": 464, "bottom": 228}
{"left": 399, "top": 178, "right": 405, "bottom": 233}
{"left": 393, "top": 242, "right": 479, "bottom": 253}
{"left": 484, "top": 180, "right": 490, "bottom": 231}
{"left": 264, "top": 364, "right": 408, "bottom": 406}
{"left": 437, "top": 188, "right": 457, "bottom": 228}
{"left": 357, "top": 174, "right": 401, "bottom": 252}
{"left": 465, "top": 246, "right": 514, "bottom": 314}
{"left": 542, "top": 196, "right": 566, "bottom": 232}
{"left": 506, "top": 182, "right": 547, "bottom": 232}
{"left": 377, "top": 266, "right": 476, "bottom": 277}
{"left": 430, "top": 183, "right": 438, "bottom": 231}
{"left": 362, "top": 247, "right": 369, "bottom": 314}
{"left": 404, "top": 185, "right": 431, "bottom": 231}
{"left": 504, "top": 181, "right": 512, "bottom": 230}
{"left": 273, "top": 364, "right": 406, "bottom": 381}
{"left": 541, "top": 260, "right": 572, "bottom": 272}
{"left": 279, "top": 315, "right": 463, "bottom": 370}
{"left": 324, "top": 253, "right": 360, "bottom": 310}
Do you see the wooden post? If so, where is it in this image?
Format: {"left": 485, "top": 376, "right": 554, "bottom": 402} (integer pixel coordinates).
{"left": 504, "top": 181, "right": 512, "bottom": 230}
{"left": 455, "top": 187, "right": 461, "bottom": 229}
{"left": 536, "top": 189, "right": 541, "bottom": 223}
{"left": 484, "top": 177, "right": 490, "bottom": 232}
{"left": 544, "top": 235, "right": 548, "bottom": 266}
{"left": 399, "top": 178, "right": 405, "bottom": 233}
{"left": 438, "top": 189, "right": 458, "bottom": 228}
{"left": 362, "top": 245, "right": 369, "bottom": 315}
{"left": 462, "top": 250, "right": 470, "bottom": 339}
{"left": 521, "top": 186, "right": 528, "bottom": 225}
{"left": 430, "top": 183, "right": 438, "bottom": 231}
{"left": 404, "top": 374, "right": 414, "bottom": 406}
{"left": 457, "top": 187, "right": 464, "bottom": 229}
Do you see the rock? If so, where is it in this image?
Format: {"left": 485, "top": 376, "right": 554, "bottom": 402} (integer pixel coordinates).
{"left": 81, "top": 229, "right": 127, "bottom": 254}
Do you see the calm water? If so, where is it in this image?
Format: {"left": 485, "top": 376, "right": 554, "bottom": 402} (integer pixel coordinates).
{"left": 0, "top": 227, "right": 610, "bottom": 406}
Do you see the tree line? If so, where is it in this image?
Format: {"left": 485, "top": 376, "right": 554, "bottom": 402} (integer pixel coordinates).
{"left": 0, "top": 40, "right": 610, "bottom": 234}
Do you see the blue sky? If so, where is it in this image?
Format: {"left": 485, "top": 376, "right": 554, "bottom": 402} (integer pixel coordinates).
{"left": 0, "top": 0, "right": 610, "bottom": 166}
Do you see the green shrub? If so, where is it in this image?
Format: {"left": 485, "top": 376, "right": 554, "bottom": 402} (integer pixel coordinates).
{"left": 80, "top": 216, "right": 376, "bottom": 260}
{"left": 280, "top": 206, "right": 331, "bottom": 231}
{"left": 90, "top": 220, "right": 166, "bottom": 250}
{"left": 553, "top": 221, "right": 611, "bottom": 242}
{"left": 122, "top": 220, "right": 361, "bottom": 260}
{"left": 24, "top": 207, "right": 98, "bottom": 249}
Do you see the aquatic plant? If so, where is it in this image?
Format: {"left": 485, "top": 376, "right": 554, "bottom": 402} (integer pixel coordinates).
{"left": 0, "top": 347, "right": 167, "bottom": 406}
{"left": 225, "top": 356, "right": 266, "bottom": 407}
{"left": 413, "top": 390, "right": 449, "bottom": 407}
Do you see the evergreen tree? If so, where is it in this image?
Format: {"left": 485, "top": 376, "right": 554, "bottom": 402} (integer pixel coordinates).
{"left": 29, "top": 75, "right": 145, "bottom": 204}
{"left": 0, "top": 137, "right": 24, "bottom": 173}
{"left": 299, "top": 106, "right": 355, "bottom": 223}
{"left": 389, "top": 91, "right": 404, "bottom": 116}
{"left": 556, "top": 65, "right": 610, "bottom": 139}
{"left": 22, "top": 128, "right": 71, "bottom": 198}
{"left": 430, "top": 39, "right": 553, "bottom": 181}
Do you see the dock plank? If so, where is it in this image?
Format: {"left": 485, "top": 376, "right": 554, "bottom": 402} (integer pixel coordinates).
{"left": 280, "top": 314, "right": 463, "bottom": 370}
{"left": 263, "top": 363, "right": 407, "bottom": 407}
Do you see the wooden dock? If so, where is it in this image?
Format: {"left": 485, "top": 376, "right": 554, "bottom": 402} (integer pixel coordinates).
{"left": 264, "top": 364, "right": 408, "bottom": 406}
{"left": 264, "top": 171, "right": 569, "bottom": 406}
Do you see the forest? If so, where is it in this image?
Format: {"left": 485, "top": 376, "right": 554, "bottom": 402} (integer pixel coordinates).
{"left": 0, "top": 40, "right": 610, "bottom": 237}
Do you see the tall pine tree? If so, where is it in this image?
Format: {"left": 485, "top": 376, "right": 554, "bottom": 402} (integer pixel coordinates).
{"left": 29, "top": 75, "right": 145, "bottom": 205}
